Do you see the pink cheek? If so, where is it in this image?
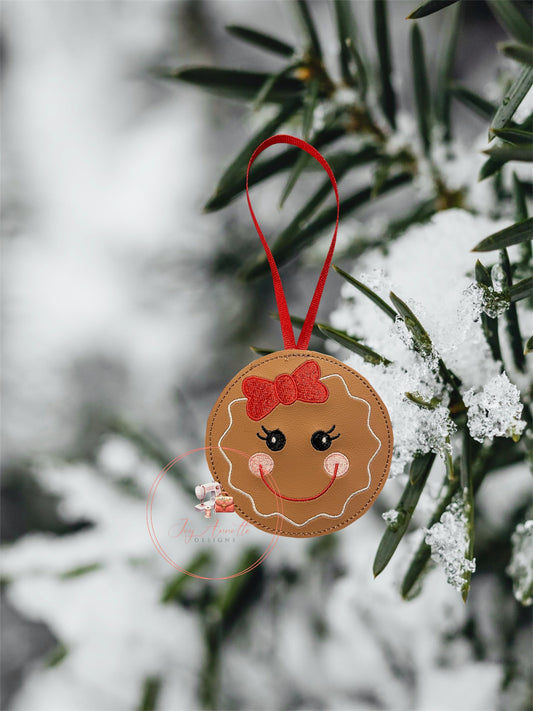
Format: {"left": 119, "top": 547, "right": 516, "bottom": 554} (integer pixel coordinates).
{"left": 248, "top": 452, "right": 274, "bottom": 478}
{"left": 324, "top": 452, "right": 350, "bottom": 478}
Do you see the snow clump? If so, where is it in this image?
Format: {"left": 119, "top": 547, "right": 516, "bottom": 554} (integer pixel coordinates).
{"left": 463, "top": 373, "right": 526, "bottom": 443}
{"left": 425, "top": 493, "right": 476, "bottom": 592}
{"left": 329, "top": 209, "right": 507, "bottom": 477}
{"left": 382, "top": 509, "right": 400, "bottom": 527}
{"left": 507, "top": 519, "right": 533, "bottom": 606}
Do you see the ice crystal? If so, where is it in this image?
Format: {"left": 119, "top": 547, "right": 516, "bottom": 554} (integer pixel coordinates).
{"left": 464, "top": 280, "right": 509, "bottom": 320}
{"left": 464, "top": 373, "right": 526, "bottom": 443}
{"left": 481, "top": 284, "right": 509, "bottom": 318}
{"left": 460, "top": 283, "right": 484, "bottom": 322}
{"left": 425, "top": 494, "right": 476, "bottom": 592}
{"left": 382, "top": 509, "right": 400, "bottom": 526}
{"left": 507, "top": 520, "right": 533, "bottom": 606}
{"left": 490, "top": 264, "right": 506, "bottom": 294}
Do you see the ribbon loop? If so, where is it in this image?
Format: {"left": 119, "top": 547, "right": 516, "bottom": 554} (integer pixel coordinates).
{"left": 246, "top": 134, "right": 340, "bottom": 351}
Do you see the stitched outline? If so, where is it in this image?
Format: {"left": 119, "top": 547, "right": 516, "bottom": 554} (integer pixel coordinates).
{"left": 207, "top": 351, "right": 393, "bottom": 537}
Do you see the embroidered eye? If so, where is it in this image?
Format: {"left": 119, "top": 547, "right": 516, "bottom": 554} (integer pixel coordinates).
{"left": 311, "top": 425, "right": 340, "bottom": 452}
{"left": 257, "top": 426, "right": 286, "bottom": 452}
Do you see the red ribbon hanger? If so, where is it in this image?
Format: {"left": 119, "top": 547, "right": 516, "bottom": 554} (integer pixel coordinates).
{"left": 246, "top": 134, "right": 340, "bottom": 351}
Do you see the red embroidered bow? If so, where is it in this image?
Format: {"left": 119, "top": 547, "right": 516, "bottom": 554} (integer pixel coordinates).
{"left": 242, "top": 360, "right": 329, "bottom": 421}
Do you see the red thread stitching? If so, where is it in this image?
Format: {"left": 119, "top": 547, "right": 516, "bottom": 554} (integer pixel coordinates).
{"left": 260, "top": 462, "right": 339, "bottom": 501}
{"left": 242, "top": 359, "right": 328, "bottom": 421}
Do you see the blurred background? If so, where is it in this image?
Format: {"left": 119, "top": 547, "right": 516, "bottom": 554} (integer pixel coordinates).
{"left": 1, "top": 1, "right": 532, "bottom": 710}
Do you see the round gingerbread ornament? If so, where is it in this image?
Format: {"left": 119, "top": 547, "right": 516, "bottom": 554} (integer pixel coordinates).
{"left": 205, "top": 135, "right": 393, "bottom": 538}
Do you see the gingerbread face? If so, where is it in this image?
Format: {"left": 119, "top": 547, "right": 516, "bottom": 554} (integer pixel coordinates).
{"left": 206, "top": 350, "right": 393, "bottom": 537}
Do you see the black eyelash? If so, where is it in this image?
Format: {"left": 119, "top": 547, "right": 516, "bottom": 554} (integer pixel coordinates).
{"left": 257, "top": 425, "right": 271, "bottom": 441}
{"left": 326, "top": 425, "right": 340, "bottom": 440}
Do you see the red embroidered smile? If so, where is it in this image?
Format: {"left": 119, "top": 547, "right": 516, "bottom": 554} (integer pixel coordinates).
{"left": 259, "top": 462, "right": 339, "bottom": 501}
{"left": 246, "top": 450, "right": 350, "bottom": 502}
